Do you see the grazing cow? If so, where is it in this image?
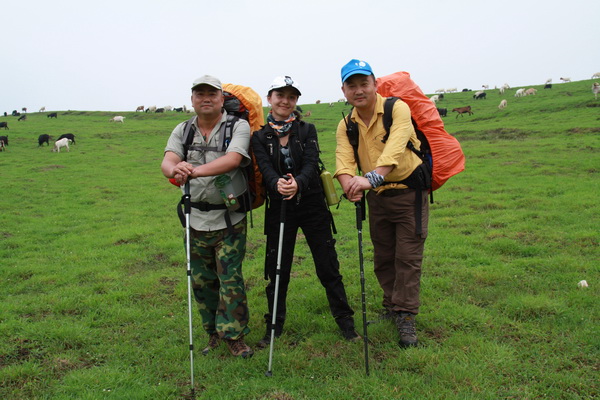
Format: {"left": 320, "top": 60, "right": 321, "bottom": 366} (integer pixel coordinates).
{"left": 474, "top": 92, "right": 487, "bottom": 100}
{"left": 560, "top": 77, "right": 571, "bottom": 83}
{"left": 155, "top": 108, "right": 165, "bottom": 113}
{"left": 145, "top": 105, "right": 157, "bottom": 113}
{"left": 593, "top": 82, "right": 600, "bottom": 99}
{"left": 0, "top": 122, "right": 8, "bottom": 130}
{"left": 446, "top": 88, "right": 457, "bottom": 93}
{"left": 514, "top": 88, "right": 526, "bottom": 97}
{"left": 48, "top": 112, "right": 58, "bottom": 118}
{"left": 592, "top": 73, "right": 600, "bottom": 79}
{"left": 163, "top": 105, "right": 173, "bottom": 112}
{"left": 315, "top": 100, "right": 321, "bottom": 104}
{"left": 39, "top": 106, "right": 46, "bottom": 112}
{"left": 304, "top": 111, "right": 312, "bottom": 117}
{"left": 544, "top": 84, "right": 552, "bottom": 89}
{"left": 329, "top": 102, "right": 334, "bottom": 107}
{"left": 430, "top": 95, "right": 440, "bottom": 103}
{"left": 12, "top": 110, "right": 20, "bottom": 116}
{"left": 58, "top": 133, "right": 76, "bottom": 144}
{"left": 498, "top": 99, "right": 508, "bottom": 110}
{"left": 499, "top": 86, "right": 505, "bottom": 95}
{"left": 461, "top": 88, "right": 471, "bottom": 92}
{"left": 525, "top": 88, "right": 537, "bottom": 96}
{"left": 52, "top": 138, "right": 70, "bottom": 153}
{"left": 0, "top": 135, "right": 8, "bottom": 145}
{"left": 18, "top": 115, "right": 27, "bottom": 121}
{"left": 452, "top": 106, "right": 473, "bottom": 118}
{"left": 136, "top": 105, "right": 144, "bottom": 112}
{"left": 482, "top": 85, "right": 489, "bottom": 90}
{"left": 0, "top": 139, "right": 5, "bottom": 152}
{"left": 545, "top": 78, "right": 552, "bottom": 84}
{"left": 435, "top": 88, "right": 445, "bottom": 93}
{"left": 21, "top": 107, "right": 27, "bottom": 113}
{"left": 338, "top": 98, "right": 345, "bottom": 102}
{"left": 436, "top": 107, "right": 447, "bottom": 117}
{"left": 110, "top": 116, "right": 125, "bottom": 123}
{"left": 38, "top": 134, "right": 52, "bottom": 146}
{"left": 174, "top": 107, "right": 184, "bottom": 112}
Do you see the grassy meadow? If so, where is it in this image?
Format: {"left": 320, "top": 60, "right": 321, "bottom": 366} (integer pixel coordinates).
{"left": 0, "top": 80, "right": 598, "bottom": 399}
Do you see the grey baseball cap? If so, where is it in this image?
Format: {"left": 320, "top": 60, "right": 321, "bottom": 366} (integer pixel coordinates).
{"left": 191, "top": 75, "right": 222, "bottom": 91}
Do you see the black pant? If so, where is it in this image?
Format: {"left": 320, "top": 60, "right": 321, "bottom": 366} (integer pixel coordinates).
{"left": 263, "top": 193, "right": 354, "bottom": 331}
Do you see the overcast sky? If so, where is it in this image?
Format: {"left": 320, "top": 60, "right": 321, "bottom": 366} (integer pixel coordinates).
{"left": 2, "top": 0, "right": 599, "bottom": 112}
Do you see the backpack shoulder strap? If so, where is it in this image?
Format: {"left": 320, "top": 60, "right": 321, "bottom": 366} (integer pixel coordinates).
{"left": 220, "top": 113, "right": 239, "bottom": 151}
{"left": 381, "top": 97, "right": 399, "bottom": 144}
{"left": 343, "top": 109, "right": 361, "bottom": 172}
{"left": 181, "top": 116, "right": 197, "bottom": 161}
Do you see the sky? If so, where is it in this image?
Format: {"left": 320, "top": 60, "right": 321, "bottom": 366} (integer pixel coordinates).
{"left": 2, "top": 0, "right": 599, "bottom": 113}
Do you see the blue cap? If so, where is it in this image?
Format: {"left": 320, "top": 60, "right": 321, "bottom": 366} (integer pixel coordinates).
{"left": 341, "top": 59, "right": 373, "bottom": 83}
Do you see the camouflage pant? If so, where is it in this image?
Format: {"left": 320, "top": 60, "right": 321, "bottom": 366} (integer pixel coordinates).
{"left": 188, "top": 218, "right": 250, "bottom": 340}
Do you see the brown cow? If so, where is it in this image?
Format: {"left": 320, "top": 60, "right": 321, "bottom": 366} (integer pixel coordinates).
{"left": 452, "top": 106, "right": 473, "bottom": 119}
{"left": 136, "top": 105, "right": 144, "bottom": 112}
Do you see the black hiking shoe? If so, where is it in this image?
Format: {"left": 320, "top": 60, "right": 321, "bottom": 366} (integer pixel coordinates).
{"left": 396, "top": 312, "right": 418, "bottom": 348}
{"left": 224, "top": 337, "right": 254, "bottom": 358}
{"left": 341, "top": 328, "right": 362, "bottom": 342}
{"left": 201, "top": 333, "right": 221, "bottom": 355}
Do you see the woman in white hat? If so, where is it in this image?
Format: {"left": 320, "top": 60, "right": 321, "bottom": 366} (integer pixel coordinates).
{"left": 251, "top": 76, "right": 359, "bottom": 348}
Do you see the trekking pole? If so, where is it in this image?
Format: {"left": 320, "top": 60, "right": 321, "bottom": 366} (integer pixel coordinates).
{"left": 355, "top": 199, "right": 370, "bottom": 376}
{"left": 183, "top": 181, "right": 196, "bottom": 398}
{"left": 266, "top": 181, "right": 289, "bottom": 377}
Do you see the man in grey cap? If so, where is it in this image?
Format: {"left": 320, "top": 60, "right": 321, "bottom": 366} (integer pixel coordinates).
{"left": 161, "top": 75, "right": 254, "bottom": 358}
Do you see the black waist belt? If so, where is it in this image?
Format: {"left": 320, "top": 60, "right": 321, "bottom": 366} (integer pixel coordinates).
{"left": 378, "top": 188, "right": 413, "bottom": 197}
{"left": 177, "top": 200, "right": 234, "bottom": 234}
{"left": 190, "top": 201, "right": 227, "bottom": 211}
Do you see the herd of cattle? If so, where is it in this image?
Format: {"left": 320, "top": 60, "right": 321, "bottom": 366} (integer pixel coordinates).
{"left": 431, "top": 75, "right": 600, "bottom": 119}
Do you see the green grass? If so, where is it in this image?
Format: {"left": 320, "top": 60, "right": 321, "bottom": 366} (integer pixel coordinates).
{"left": 1, "top": 80, "right": 598, "bottom": 399}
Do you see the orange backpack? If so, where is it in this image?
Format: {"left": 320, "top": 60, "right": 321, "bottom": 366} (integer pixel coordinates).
{"left": 375, "top": 71, "right": 465, "bottom": 191}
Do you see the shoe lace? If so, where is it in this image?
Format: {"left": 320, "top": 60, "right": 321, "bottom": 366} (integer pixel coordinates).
{"left": 398, "top": 316, "right": 416, "bottom": 336}
{"left": 227, "top": 338, "right": 248, "bottom": 353}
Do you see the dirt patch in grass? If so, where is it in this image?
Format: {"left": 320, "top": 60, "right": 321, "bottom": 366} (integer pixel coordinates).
{"left": 39, "top": 164, "right": 65, "bottom": 172}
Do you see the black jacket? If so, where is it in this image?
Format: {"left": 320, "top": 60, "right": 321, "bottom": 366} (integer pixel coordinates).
{"left": 251, "top": 120, "right": 322, "bottom": 200}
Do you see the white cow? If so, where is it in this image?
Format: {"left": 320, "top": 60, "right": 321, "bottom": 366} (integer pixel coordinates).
{"left": 430, "top": 95, "right": 440, "bottom": 103}
{"left": 39, "top": 106, "right": 46, "bottom": 113}
{"left": 498, "top": 99, "right": 507, "bottom": 110}
{"left": 593, "top": 82, "right": 600, "bottom": 100}
{"left": 591, "top": 73, "right": 600, "bottom": 79}
{"left": 560, "top": 77, "right": 571, "bottom": 83}
{"left": 525, "top": 88, "right": 537, "bottom": 96}
{"left": 110, "top": 116, "right": 125, "bottom": 123}
{"left": 52, "top": 138, "right": 70, "bottom": 153}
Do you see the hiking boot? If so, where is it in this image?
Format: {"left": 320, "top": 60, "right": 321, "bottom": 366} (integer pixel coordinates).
{"left": 224, "top": 337, "right": 254, "bottom": 358}
{"left": 396, "top": 312, "right": 418, "bottom": 348}
{"left": 341, "top": 328, "right": 362, "bottom": 342}
{"left": 256, "top": 323, "right": 282, "bottom": 349}
{"left": 201, "top": 333, "right": 221, "bottom": 355}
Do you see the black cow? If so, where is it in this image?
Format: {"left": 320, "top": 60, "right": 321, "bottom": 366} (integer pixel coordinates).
{"left": 173, "top": 107, "right": 184, "bottom": 112}
{"left": 474, "top": 92, "right": 487, "bottom": 100}
{"left": 38, "top": 134, "right": 51, "bottom": 146}
{"left": 11, "top": 110, "right": 18, "bottom": 116}
{"left": 0, "top": 122, "right": 8, "bottom": 130}
{"left": 48, "top": 112, "right": 58, "bottom": 118}
{"left": 544, "top": 84, "right": 552, "bottom": 89}
{"left": 58, "top": 133, "right": 76, "bottom": 144}
{"left": 436, "top": 107, "right": 448, "bottom": 117}
{"left": 462, "top": 88, "right": 471, "bottom": 92}
{"left": 155, "top": 108, "right": 165, "bottom": 113}
{"left": 18, "top": 115, "right": 27, "bottom": 121}
{"left": 0, "top": 135, "right": 8, "bottom": 145}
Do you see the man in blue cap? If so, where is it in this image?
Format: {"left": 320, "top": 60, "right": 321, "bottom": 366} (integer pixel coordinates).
{"left": 334, "top": 59, "right": 429, "bottom": 348}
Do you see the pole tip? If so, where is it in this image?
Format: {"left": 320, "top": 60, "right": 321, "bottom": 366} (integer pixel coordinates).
{"left": 265, "top": 371, "right": 273, "bottom": 377}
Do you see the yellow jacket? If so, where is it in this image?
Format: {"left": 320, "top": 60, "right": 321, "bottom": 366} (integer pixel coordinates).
{"left": 334, "top": 94, "right": 423, "bottom": 192}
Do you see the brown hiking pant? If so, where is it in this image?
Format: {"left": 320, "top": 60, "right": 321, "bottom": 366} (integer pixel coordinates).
{"left": 367, "top": 188, "right": 429, "bottom": 315}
